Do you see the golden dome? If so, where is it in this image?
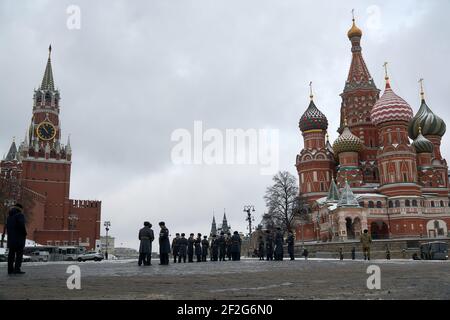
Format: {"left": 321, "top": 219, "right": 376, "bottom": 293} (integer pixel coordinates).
{"left": 347, "top": 19, "right": 362, "bottom": 39}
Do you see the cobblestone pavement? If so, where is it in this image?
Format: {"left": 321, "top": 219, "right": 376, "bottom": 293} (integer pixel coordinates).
{"left": 1, "top": 258, "right": 449, "bottom": 300}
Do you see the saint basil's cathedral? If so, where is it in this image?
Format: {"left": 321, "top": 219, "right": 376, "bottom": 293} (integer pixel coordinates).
{"left": 295, "top": 18, "right": 450, "bottom": 241}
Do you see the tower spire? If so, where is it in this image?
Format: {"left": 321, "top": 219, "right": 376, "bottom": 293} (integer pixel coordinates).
{"left": 419, "top": 78, "right": 425, "bottom": 101}
{"left": 309, "top": 81, "right": 314, "bottom": 101}
{"left": 383, "top": 61, "right": 390, "bottom": 87}
{"left": 40, "top": 44, "right": 55, "bottom": 91}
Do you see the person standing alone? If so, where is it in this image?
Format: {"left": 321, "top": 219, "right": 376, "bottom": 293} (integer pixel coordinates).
{"left": 360, "top": 229, "right": 372, "bottom": 260}
{"left": 6, "top": 203, "right": 27, "bottom": 275}
{"left": 158, "top": 222, "right": 170, "bottom": 265}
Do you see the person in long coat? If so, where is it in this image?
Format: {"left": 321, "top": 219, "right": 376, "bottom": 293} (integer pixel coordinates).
{"left": 187, "top": 233, "right": 195, "bottom": 263}
{"left": 177, "top": 233, "right": 188, "bottom": 263}
{"left": 274, "top": 228, "right": 284, "bottom": 261}
{"left": 287, "top": 231, "right": 295, "bottom": 261}
{"left": 258, "top": 236, "right": 265, "bottom": 260}
{"left": 265, "top": 230, "right": 274, "bottom": 261}
{"left": 230, "top": 231, "right": 242, "bottom": 261}
{"left": 171, "top": 233, "right": 180, "bottom": 263}
{"left": 138, "top": 221, "right": 154, "bottom": 266}
{"left": 158, "top": 221, "right": 170, "bottom": 265}
{"left": 194, "top": 233, "right": 202, "bottom": 262}
{"left": 210, "top": 234, "right": 219, "bottom": 261}
{"left": 226, "top": 232, "right": 232, "bottom": 261}
{"left": 218, "top": 232, "right": 226, "bottom": 261}
{"left": 201, "top": 235, "right": 209, "bottom": 262}
{"left": 6, "top": 204, "right": 27, "bottom": 275}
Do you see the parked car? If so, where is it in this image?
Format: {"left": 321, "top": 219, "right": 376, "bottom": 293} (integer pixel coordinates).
{"left": 420, "top": 241, "right": 448, "bottom": 260}
{"left": 77, "top": 251, "right": 104, "bottom": 262}
{"left": 22, "top": 255, "right": 32, "bottom": 262}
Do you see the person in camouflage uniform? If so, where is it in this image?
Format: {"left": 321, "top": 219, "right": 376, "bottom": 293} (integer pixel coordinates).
{"left": 360, "top": 229, "right": 372, "bottom": 260}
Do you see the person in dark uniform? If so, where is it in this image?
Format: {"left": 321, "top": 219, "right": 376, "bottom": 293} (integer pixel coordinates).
{"left": 302, "top": 247, "right": 309, "bottom": 261}
{"left": 230, "top": 231, "right": 242, "bottom": 261}
{"left": 210, "top": 234, "right": 219, "bottom": 261}
{"left": 6, "top": 203, "right": 27, "bottom": 275}
{"left": 177, "top": 233, "right": 188, "bottom": 263}
{"left": 258, "top": 236, "right": 265, "bottom": 260}
{"left": 339, "top": 247, "right": 344, "bottom": 261}
{"left": 274, "top": 228, "right": 284, "bottom": 261}
{"left": 158, "top": 221, "right": 170, "bottom": 265}
{"left": 351, "top": 246, "right": 356, "bottom": 260}
{"left": 138, "top": 221, "right": 154, "bottom": 266}
{"left": 171, "top": 233, "right": 180, "bottom": 263}
{"left": 226, "top": 232, "right": 232, "bottom": 261}
{"left": 187, "top": 233, "right": 195, "bottom": 263}
{"left": 218, "top": 231, "right": 226, "bottom": 261}
{"left": 265, "top": 230, "right": 274, "bottom": 261}
{"left": 287, "top": 231, "right": 295, "bottom": 261}
{"left": 194, "top": 233, "right": 202, "bottom": 262}
{"left": 201, "top": 235, "right": 209, "bottom": 262}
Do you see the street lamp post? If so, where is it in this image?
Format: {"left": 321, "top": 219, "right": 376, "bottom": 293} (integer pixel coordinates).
{"left": 244, "top": 205, "right": 255, "bottom": 257}
{"left": 104, "top": 221, "right": 111, "bottom": 260}
{"left": 316, "top": 213, "right": 320, "bottom": 242}
{"left": 68, "top": 214, "right": 79, "bottom": 246}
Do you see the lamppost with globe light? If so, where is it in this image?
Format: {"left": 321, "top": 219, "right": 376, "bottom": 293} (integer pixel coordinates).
{"left": 104, "top": 221, "right": 111, "bottom": 260}
{"left": 244, "top": 205, "right": 255, "bottom": 257}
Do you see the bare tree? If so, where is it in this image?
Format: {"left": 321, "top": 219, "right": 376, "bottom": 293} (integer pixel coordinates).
{"left": 0, "top": 173, "right": 34, "bottom": 248}
{"left": 264, "top": 171, "right": 301, "bottom": 232}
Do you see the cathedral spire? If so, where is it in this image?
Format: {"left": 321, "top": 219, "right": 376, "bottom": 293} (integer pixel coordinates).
{"left": 5, "top": 138, "right": 17, "bottom": 161}
{"left": 40, "top": 45, "right": 55, "bottom": 91}
{"left": 383, "top": 61, "right": 391, "bottom": 88}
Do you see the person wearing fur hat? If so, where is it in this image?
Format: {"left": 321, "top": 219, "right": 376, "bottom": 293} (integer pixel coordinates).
{"left": 158, "top": 221, "right": 170, "bottom": 265}
{"left": 138, "top": 222, "right": 154, "bottom": 266}
{"left": 6, "top": 203, "right": 27, "bottom": 275}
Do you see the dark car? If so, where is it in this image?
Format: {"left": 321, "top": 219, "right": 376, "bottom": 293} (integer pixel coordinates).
{"left": 420, "top": 242, "right": 448, "bottom": 260}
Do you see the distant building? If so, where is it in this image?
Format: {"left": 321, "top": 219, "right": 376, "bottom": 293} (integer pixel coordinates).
{"left": 114, "top": 247, "right": 138, "bottom": 259}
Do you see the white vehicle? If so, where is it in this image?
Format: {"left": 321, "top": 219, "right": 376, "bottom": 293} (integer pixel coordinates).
{"left": 0, "top": 247, "right": 6, "bottom": 262}
{"left": 29, "top": 251, "right": 50, "bottom": 262}
{"left": 77, "top": 251, "right": 104, "bottom": 262}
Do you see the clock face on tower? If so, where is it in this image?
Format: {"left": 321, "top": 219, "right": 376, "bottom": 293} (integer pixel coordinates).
{"left": 36, "top": 122, "right": 56, "bottom": 141}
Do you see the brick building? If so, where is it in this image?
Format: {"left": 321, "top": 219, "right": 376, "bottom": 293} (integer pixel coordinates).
{"left": 0, "top": 46, "right": 101, "bottom": 249}
{"left": 295, "top": 18, "right": 450, "bottom": 241}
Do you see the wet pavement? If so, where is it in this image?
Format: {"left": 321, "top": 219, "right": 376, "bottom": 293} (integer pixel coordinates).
{"left": 1, "top": 258, "right": 449, "bottom": 300}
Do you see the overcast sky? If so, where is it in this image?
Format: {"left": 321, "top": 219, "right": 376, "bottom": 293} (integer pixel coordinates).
{"left": 1, "top": 0, "right": 449, "bottom": 250}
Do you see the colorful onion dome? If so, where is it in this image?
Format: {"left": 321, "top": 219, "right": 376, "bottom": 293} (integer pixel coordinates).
{"left": 370, "top": 78, "right": 413, "bottom": 126}
{"left": 412, "top": 128, "right": 434, "bottom": 154}
{"left": 347, "top": 19, "right": 362, "bottom": 39}
{"left": 299, "top": 100, "right": 328, "bottom": 132}
{"left": 408, "top": 99, "right": 446, "bottom": 140}
{"left": 332, "top": 121, "right": 363, "bottom": 154}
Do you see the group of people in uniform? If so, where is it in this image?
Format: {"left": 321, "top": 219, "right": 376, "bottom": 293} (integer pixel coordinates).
{"left": 171, "top": 231, "right": 242, "bottom": 263}
{"left": 138, "top": 221, "right": 243, "bottom": 266}
{"left": 257, "top": 228, "right": 296, "bottom": 261}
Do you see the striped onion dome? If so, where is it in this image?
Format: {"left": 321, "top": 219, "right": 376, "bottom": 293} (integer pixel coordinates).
{"left": 332, "top": 123, "right": 363, "bottom": 154}
{"left": 408, "top": 98, "right": 446, "bottom": 139}
{"left": 370, "top": 82, "right": 413, "bottom": 126}
{"left": 299, "top": 100, "right": 328, "bottom": 132}
{"left": 412, "top": 129, "right": 434, "bottom": 154}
